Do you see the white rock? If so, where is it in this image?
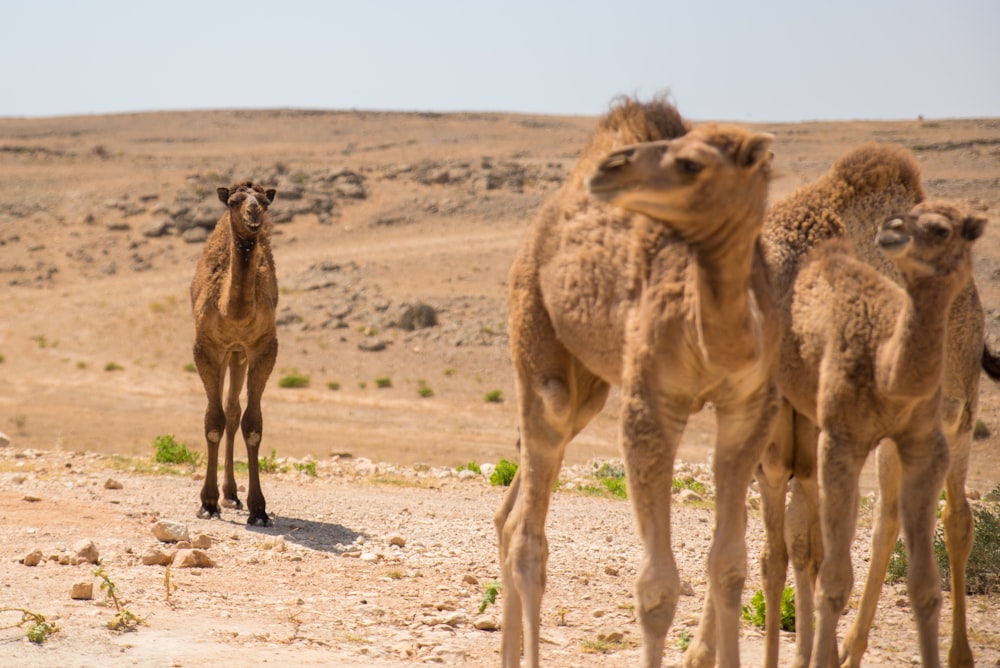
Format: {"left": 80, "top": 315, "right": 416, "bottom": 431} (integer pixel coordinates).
{"left": 152, "top": 520, "right": 190, "bottom": 543}
{"left": 141, "top": 547, "right": 174, "bottom": 566}
{"left": 473, "top": 616, "right": 499, "bottom": 631}
{"left": 173, "top": 548, "right": 216, "bottom": 568}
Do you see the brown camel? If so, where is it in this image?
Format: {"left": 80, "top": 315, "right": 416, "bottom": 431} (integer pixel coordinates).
{"left": 494, "top": 97, "right": 779, "bottom": 668}
{"left": 190, "top": 180, "right": 278, "bottom": 527}
{"left": 756, "top": 145, "right": 998, "bottom": 668}
{"left": 761, "top": 199, "right": 987, "bottom": 668}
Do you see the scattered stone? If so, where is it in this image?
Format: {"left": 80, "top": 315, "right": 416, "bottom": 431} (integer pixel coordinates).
{"left": 141, "top": 547, "right": 174, "bottom": 566}
{"left": 678, "top": 488, "right": 704, "bottom": 504}
{"left": 73, "top": 539, "right": 100, "bottom": 564}
{"left": 357, "top": 338, "right": 388, "bottom": 352}
{"left": 192, "top": 534, "right": 213, "bottom": 549}
{"left": 152, "top": 520, "right": 190, "bottom": 543}
{"left": 443, "top": 612, "right": 467, "bottom": 627}
{"left": 680, "top": 580, "right": 696, "bottom": 597}
{"left": 597, "top": 630, "right": 624, "bottom": 643}
{"left": 360, "top": 552, "right": 379, "bottom": 563}
{"left": 143, "top": 220, "right": 173, "bottom": 238}
{"left": 22, "top": 549, "right": 43, "bottom": 567}
{"left": 473, "top": 616, "right": 499, "bottom": 631}
{"left": 604, "top": 565, "right": 619, "bottom": 576}
{"left": 173, "top": 548, "right": 217, "bottom": 568}
{"left": 591, "top": 608, "right": 606, "bottom": 618}
{"left": 0, "top": 431, "right": 10, "bottom": 447}
{"left": 70, "top": 581, "right": 94, "bottom": 600}
{"left": 388, "top": 535, "right": 406, "bottom": 548}
{"left": 104, "top": 478, "right": 123, "bottom": 490}
{"left": 398, "top": 302, "right": 438, "bottom": 331}
{"left": 23, "top": 495, "right": 41, "bottom": 503}
{"left": 462, "top": 573, "right": 479, "bottom": 585}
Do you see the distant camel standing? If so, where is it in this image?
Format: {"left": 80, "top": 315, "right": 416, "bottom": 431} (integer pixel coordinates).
{"left": 495, "top": 97, "right": 779, "bottom": 668}
{"left": 190, "top": 180, "right": 278, "bottom": 527}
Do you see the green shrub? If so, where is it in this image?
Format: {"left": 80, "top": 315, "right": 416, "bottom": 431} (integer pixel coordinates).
{"left": 183, "top": 363, "right": 196, "bottom": 373}
{"left": 457, "top": 462, "right": 482, "bottom": 474}
{"left": 327, "top": 381, "right": 341, "bottom": 390}
{"left": 375, "top": 377, "right": 392, "bottom": 389}
{"left": 152, "top": 435, "right": 200, "bottom": 466}
{"left": 294, "top": 461, "right": 317, "bottom": 476}
{"left": 279, "top": 373, "right": 310, "bottom": 388}
{"left": 490, "top": 459, "right": 518, "bottom": 486}
{"left": 105, "top": 361, "right": 124, "bottom": 372}
{"left": 417, "top": 380, "right": 433, "bottom": 398}
{"left": 741, "top": 587, "right": 795, "bottom": 632}
{"left": 479, "top": 580, "right": 501, "bottom": 613}
{"left": 484, "top": 389, "right": 504, "bottom": 403}
{"left": 974, "top": 419, "right": 991, "bottom": 440}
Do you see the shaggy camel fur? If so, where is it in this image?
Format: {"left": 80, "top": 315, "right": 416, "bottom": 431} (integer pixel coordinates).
{"left": 494, "top": 97, "right": 778, "bottom": 668}
{"left": 757, "top": 145, "right": 998, "bottom": 668}
{"left": 761, "top": 198, "right": 987, "bottom": 668}
{"left": 191, "top": 180, "right": 278, "bottom": 527}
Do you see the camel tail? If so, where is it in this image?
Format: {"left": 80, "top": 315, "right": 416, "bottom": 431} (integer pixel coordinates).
{"left": 983, "top": 345, "right": 1000, "bottom": 381}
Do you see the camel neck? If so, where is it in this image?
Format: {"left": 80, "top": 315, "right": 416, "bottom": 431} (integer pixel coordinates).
{"left": 690, "top": 215, "right": 762, "bottom": 371}
{"left": 222, "top": 235, "right": 261, "bottom": 321}
{"left": 879, "top": 277, "right": 959, "bottom": 399}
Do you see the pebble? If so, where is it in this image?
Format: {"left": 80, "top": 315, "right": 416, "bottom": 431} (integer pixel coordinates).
{"left": 473, "top": 616, "right": 498, "bottom": 631}
{"left": 73, "top": 539, "right": 100, "bottom": 564}
{"left": 152, "top": 520, "right": 190, "bottom": 543}
{"left": 141, "top": 547, "right": 174, "bottom": 566}
{"left": 0, "top": 431, "right": 9, "bottom": 447}
{"left": 22, "top": 548, "right": 43, "bottom": 567}
{"left": 388, "top": 534, "right": 406, "bottom": 547}
{"left": 173, "top": 548, "right": 217, "bottom": 568}
{"left": 70, "top": 581, "right": 94, "bottom": 600}
{"left": 104, "top": 478, "right": 123, "bottom": 490}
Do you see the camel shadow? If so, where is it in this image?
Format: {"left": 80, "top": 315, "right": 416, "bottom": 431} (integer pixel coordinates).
{"left": 233, "top": 514, "right": 366, "bottom": 555}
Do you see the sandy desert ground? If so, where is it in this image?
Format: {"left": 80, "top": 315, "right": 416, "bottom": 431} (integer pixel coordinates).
{"left": 1, "top": 106, "right": 1000, "bottom": 665}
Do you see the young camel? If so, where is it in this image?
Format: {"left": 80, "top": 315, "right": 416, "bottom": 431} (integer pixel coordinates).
{"left": 495, "top": 97, "right": 779, "bottom": 668}
{"left": 780, "top": 201, "right": 985, "bottom": 667}
{"left": 191, "top": 180, "right": 278, "bottom": 527}
{"left": 757, "top": 145, "right": 997, "bottom": 668}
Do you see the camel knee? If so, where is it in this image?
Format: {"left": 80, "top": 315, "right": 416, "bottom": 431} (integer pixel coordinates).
{"left": 635, "top": 564, "right": 680, "bottom": 634}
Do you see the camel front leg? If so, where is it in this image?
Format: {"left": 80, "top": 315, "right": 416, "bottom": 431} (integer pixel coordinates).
{"left": 194, "top": 343, "right": 226, "bottom": 519}
{"left": 620, "top": 383, "right": 687, "bottom": 668}
{"left": 689, "top": 388, "right": 777, "bottom": 668}
{"left": 242, "top": 337, "right": 276, "bottom": 527}
{"left": 841, "top": 440, "right": 902, "bottom": 668}
{"left": 897, "top": 429, "right": 949, "bottom": 668}
{"left": 222, "top": 352, "right": 248, "bottom": 509}
{"left": 812, "top": 430, "right": 866, "bottom": 668}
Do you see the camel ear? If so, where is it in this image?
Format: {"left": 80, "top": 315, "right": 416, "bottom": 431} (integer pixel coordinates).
{"left": 738, "top": 133, "right": 775, "bottom": 169}
{"left": 265, "top": 189, "right": 277, "bottom": 203}
{"left": 961, "top": 214, "right": 987, "bottom": 241}
{"left": 217, "top": 187, "right": 230, "bottom": 205}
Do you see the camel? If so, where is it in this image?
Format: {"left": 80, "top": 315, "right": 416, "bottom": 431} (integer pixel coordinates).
{"left": 785, "top": 201, "right": 984, "bottom": 667}
{"left": 756, "top": 145, "right": 997, "bottom": 668}
{"left": 494, "top": 96, "right": 779, "bottom": 668}
{"left": 190, "top": 180, "right": 278, "bottom": 527}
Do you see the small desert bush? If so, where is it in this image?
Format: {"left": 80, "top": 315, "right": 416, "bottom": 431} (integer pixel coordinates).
{"left": 490, "top": 459, "right": 518, "bottom": 486}
{"left": 279, "top": 373, "right": 310, "bottom": 388}
{"left": 417, "top": 380, "right": 433, "bottom": 398}
{"left": 327, "top": 381, "right": 341, "bottom": 390}
{"left": 456, "top": 462, "right": 481, "bottom": 474}
{"left": 484, "top": 389, "right": 504, "bottom": 403}
{"left": 974, "top": 419, "right": 991, "bottom": 440}
{"left": 152, "top": 435, "right": 200, "bottom": 466}
{"left": 105, "top": 361, "right": 124, "bottom": 372}
{"left": 887, "top": 499, "right": 1000, "bottom": 594}
{"left": 741, "top": 587, "right": 795, "bottom": 632}
{"left": 183, "top": 363, "right": 196, "bottom": 373}
{"left": 375, "top": 377, "right": 392, "bottom": 389}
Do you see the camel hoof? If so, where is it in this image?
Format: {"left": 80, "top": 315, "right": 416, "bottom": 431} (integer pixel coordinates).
{"left": 221, "top": 497, "right": 243, "bottom": 510}
{"left": 197, "top": 504, "right": 221, "bottom": 520}
{"left": 247, "top": 513, "right": 271, "bottom": 527}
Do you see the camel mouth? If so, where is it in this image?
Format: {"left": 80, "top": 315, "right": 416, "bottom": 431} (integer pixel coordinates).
{"left": 876, "top": 229, "right": 910, "bottom": 255}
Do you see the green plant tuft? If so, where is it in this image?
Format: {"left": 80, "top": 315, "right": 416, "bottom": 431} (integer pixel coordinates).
{"left": 279, "top": 373, "right": 310, "bottom": 388}
{"left": 152, "top": 434, "right": 200, "bottom": 466}
{"left": 974, "top": 419, "right": 991, "bottom": 440}
{"left": 484, "top": 389, "right": 504, "bottom": 403}
{"left": 479, "top": 580, "right": 501, "bottom": 613}
{"left": 490, "top": 459, "right": 518, "bottom": 486}
{"left": 375, "top": 377, "right": 392, "bottom": 389}
{"left": 105, "top": 361, "right": 124, "bottom": 372}
{"left": 327, "top": 381, "right": 341, "bottom": 390}
{"left": 741, "top": 587, "right": 795, "bottom": 632}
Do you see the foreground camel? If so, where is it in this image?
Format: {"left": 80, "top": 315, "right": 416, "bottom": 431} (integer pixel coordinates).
{"left": 773, "top": 200, "right": 985, "bottom": 667}
{"left": 495, "top": 97, "right": 778, "bottom": 667}
{"left": 190, "top": 180, "right": 278, "bottom": 527}
{"left": 757, "top": 145, "right": 996, "bottom": 667}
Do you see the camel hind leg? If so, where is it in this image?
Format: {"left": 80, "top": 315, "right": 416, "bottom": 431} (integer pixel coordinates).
{"left": 221, "top": 352, "right": 247, "bottom": 509}
{"left": 941, "top": 426, "right": 974, "bottom": 668}
{"left": 496, "top": 345, "right": 608, "bottom": 668}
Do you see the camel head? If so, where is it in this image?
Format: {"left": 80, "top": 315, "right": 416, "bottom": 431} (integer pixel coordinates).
{"left": 586, "top": 124, "right": 774, "bottom": 244}
{"left": 877, "top": 200, "right": 986, "bottom": 282}
{"left": 217, "top": 180, "right": 277, "bottom": 236}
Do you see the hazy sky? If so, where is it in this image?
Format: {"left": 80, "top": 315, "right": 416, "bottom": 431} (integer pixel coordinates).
{"left": 3, "top": 0, "right": 998, "bottom": 122}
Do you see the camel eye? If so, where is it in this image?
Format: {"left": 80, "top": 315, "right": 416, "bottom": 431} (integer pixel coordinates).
{"left": 676, "top": 158, "right": 703, "bottom": 176}
{"left": 926, "top": 223, "right": 950, "bottom": 239}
